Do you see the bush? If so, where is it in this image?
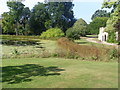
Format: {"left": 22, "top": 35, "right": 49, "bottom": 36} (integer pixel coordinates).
{"left": 109, "top": 48, "right": 118, "bottom": 59}
{"left": 73, "top": 18, "right": 88, "bottom": 36}
{"left": 107, "top": 31, "right": 117, "bottom": 43}
{"left": 40, "top": 28, "right": 64, "bottom": 39}
{"left": 66, "top": 28, "right": 81, "bottom": 40}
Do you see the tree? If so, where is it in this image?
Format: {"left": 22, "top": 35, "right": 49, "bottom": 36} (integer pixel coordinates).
{"left": 66, "top": 18, "right": 88, "bottom": 39}
{"left": 88, "top": 17, "right": 108, "bottom": 34}
{"left": 19, "top": 7, "right": 30, "bottom": 35}
{"left": 45, "top": 1, "right": 76, "bottom": 32}
{"left": 6, "top": 1, "right": 25, "bottom": 35}
{"left": 102, "top": 0, "right": 120, "bottom": 42}
{"left": 2, "top": 12, "right": 15, "bottom": 34}
{"left": 29, "top": 2, "right": 49, "bottom": 35}
{"left": 2, "top": 1, "right": 31, "bottom": 35}
{"left": 72, "top": 18, "right": 88, "bottom": 36}
{"left": 91, "top": 9, "right": 110, "bottom": 20}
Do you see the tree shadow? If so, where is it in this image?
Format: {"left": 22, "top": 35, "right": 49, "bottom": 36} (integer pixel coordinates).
{"left": 1, "top": 40, "right": 41, "bottom": 46}
{"left": 1, "top": 64, "right": 65, "bottom": 84}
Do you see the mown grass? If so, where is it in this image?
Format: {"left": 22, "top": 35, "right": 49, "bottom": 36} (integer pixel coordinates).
{"left": 2, "top": 58, "right": 118, "bottom": 88}
{"left": 86, "top": 35, "right": 98, "bottom": 38}
{"left": 75, "top": 37, "right": 117, "bottom": 49}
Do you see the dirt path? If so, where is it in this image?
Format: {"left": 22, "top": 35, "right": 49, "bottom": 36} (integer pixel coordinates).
{"left": 85, "top": 37, "right": 118, "bottom": 47}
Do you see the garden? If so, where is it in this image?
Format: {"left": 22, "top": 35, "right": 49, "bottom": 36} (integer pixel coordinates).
{"left": 1, "top": 34, "right": 119, "bottom": 88}
{"left": 0, "top": 0, "right": 119, "bottom": 88}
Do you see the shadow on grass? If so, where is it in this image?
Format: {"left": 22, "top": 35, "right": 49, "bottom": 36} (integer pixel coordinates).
{"left": 1, "top": 40, "right": 44, "bottom": 46}
{"left": 2, "top": 64, "right": 65, "bottom": 84}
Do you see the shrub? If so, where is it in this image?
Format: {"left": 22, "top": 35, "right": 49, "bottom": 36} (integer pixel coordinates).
{"left": 40, "top": 28, "right": 64, "bottom": 39}
{"left": 66, "top": 18, "right": 88, "bottom": 39}
{"left": 109, "top": 48, "right": 118, "bottom": 59}
{"left": 66, "top": 28, "right": 81, "bottom": 40}
{"left": 107, "top": 31, "right": 117, "bottom": 43}
{"left": 72, "top": 18, "right": 88, "bottom": 36}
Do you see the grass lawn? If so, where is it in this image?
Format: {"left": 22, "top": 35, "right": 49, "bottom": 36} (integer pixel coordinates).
{"left": 2, "top": 58, "right": 118, "bottom": 88}
{"left": 86, "top": 35, "right": 98, "bottom": 38}
{"left": 2, "top": 39, "right": 57, "bottom": 58}
{"left": 74, "top": 38, "right": 117, "bottom": 49}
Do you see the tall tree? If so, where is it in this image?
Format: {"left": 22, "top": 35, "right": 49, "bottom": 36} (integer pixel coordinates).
{"left": 72, "top": 18, "right": 88, "bottom": 36}
{"left": 7, "top": 1, "right": 25, "bottom": 35}
{"left": 45, "top": 1, "right": 76, "bottom": 32}
{"left": 19, "top": 7, "right": 30, "bottom": 35}
{"left": 88, "top": 17, "right": 109, "bottom": 34}
{"left": 91, "top": 9, "right": 110, "bottom": 20}
{"left": 102, "top": 0, "right": 120, "bottom": 42}
{"left": 66, "top": 18, "right": 88, "bottom": 39}
{"left": 2, "top": 12, "right": 15, "bottom": 34}
{"left": 29, "top": 3, "right": 49, "bottom": 35}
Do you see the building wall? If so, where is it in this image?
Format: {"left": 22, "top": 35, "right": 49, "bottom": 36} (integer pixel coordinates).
{"left": 98, "top": 27, "right": 118, "bottom": 42}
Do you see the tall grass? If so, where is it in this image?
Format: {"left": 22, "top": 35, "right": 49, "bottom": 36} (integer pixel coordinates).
{"left": 56, "top": 37, "right": 118, "bottom": 61}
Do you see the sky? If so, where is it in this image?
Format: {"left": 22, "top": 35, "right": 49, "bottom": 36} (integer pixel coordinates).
{"left": 0, "top": 0, "right": 111, "bottom": 23}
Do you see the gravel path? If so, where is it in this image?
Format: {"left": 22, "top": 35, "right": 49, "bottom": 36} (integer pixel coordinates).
{"left": 86, "top": 38, "right": 118, "bottom": 47}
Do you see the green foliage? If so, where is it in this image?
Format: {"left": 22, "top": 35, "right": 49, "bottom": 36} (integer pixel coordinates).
{"left": 66, "top": 28, "right": 80, "bottom": 40}
{"left": 102, "top": 0, "right": 119, "bottom": 9}
{"left": 2, "top": 1, "right": 30, "bottom": 35}
{"left": 29, "top": 2, "right": 76, "bottom": 35}
{"left": 7, "top": 1, "right": 25, "bottom": 35}
{"left": 66, "top": 18, "right": 88, "bottom": 39}
{"left": 40, "top": 28, "right": 64, "bottom": 39}
{"left": 2, "top": 1, "right": 76, "bottom": 35}
{"left": 29, "top": 3, "right": 49, "bottom": 35}
{"left": 107, "top": 31, "right": 117, "bottom": 43}
{"left": 91, "top": 9, "right": 110, "bottom": 20}
{"left": 88, "top": 17, "right": 108, "bottom": 34}
{"left": 102, "top": 0, "right": 120, "bottom": 43}
{"left": 109, "top": 48, "right": 118, "bottom": 59}
{"left": 72, "top": 18, "right": 88, "bottom": 36}
{"left": 46, "top": 2, "right": 76, "bottom": 32}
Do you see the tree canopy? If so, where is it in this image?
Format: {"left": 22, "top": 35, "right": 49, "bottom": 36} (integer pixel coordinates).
{"left": 2, "top": 1, "right": 76, "bottom": 35}
{"left": 88, "top": 17, "right": 108, "bottom": 34}
{"left": 66, "top": 18, "right": 88, "bottom": 39}
{"left": 102, "top": 0, "right": 120, "bottom": 42}
{"left": 91, "top": 9, "right": 110, "bottom": 20}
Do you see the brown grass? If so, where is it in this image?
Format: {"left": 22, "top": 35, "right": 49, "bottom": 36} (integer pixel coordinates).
{"left": 57, "top": 37, "right": 110, "bottom": 60}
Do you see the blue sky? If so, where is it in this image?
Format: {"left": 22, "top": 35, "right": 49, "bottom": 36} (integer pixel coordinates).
{"left": 73, "top": 2, "right": 103, "bottom": 23}
{"left": 0, "top": 0, "right": 111, "bottom": 23}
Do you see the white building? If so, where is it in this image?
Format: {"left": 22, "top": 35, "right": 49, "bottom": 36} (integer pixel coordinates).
{"left": 98, "top": 27, "right": 118, "bottom": 41}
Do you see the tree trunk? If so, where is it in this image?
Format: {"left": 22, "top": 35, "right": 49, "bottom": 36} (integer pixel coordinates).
{"left": 15, "top": 22, "right": 19, "bottom": 36}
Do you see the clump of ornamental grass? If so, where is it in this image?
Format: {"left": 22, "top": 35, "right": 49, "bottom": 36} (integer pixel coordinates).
{"left": 56, "top": 37, "right": 114, "bottom": 61}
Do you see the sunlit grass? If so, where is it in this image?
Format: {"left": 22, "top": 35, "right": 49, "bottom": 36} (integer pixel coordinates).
{"left": 2, "top": 58, "right": 118, "bottom": 88}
